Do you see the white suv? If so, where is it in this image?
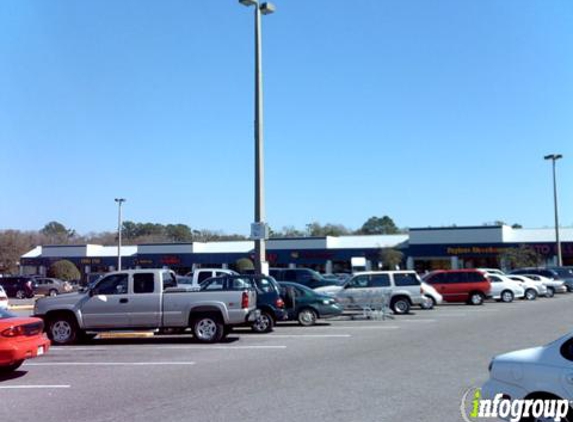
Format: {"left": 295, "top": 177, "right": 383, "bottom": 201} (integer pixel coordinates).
{"left": 321, "top": 271, "right": 426, "bottom": 315}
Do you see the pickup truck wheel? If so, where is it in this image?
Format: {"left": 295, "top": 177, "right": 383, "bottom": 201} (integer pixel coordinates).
{"left": 297, "top": 308, "right": 317, "bottom": 326}
{"left": 192, "top": 316, "right": 224, "bottom": 343}
{"left": 0, "top": 360, "right": 24, "bottom": 374}
{"left": 252, "top": 311, "right": 274, "bottom": 333}
{"left": 47, "top": 315, "right": 78, "bottom": 345}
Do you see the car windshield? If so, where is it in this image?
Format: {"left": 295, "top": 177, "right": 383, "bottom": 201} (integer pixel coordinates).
{"left": 0, "top": 309, "right": 16, "bottom": 319}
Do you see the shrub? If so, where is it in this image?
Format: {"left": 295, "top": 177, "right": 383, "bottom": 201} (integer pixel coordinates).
{"left": 48, "top": 259, "right": 81, "bottom": 281}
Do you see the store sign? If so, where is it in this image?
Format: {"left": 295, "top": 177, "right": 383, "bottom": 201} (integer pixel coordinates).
{"left": 160, "top": 255, "right": 181, "bottom": 265}
{"left": 80, "top": 258, "right": 102, "bottom": 264}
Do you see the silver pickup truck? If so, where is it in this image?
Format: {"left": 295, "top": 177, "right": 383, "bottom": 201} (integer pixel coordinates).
{"left": 33, "top": 269, "right": 258, "bottom": 344}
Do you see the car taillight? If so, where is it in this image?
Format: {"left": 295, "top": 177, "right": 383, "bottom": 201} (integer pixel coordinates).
{"left": 276, "top": 297, "right": 285, "bottom": 308}
{"left": 1, "top": 325, "right": 24, "bottom": 337}
{"left": 241, "top": 291, "right": 249, "bottom": 309}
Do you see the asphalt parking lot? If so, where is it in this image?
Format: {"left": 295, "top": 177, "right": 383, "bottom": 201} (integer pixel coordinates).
{"left": 2, "top": 295, "right": 573, "bottom": 422}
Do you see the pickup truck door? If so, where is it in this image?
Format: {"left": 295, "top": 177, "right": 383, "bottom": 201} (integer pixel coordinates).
{"left": 81, "top": 273, "right": 130, "bottom": 329}
{"left": 127, "top": 272, "right": 162, "bottom": 327}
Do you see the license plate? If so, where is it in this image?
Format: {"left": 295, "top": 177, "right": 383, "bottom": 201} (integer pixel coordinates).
{"left": 37, "top": 346, "right": 44, "bottom": 356}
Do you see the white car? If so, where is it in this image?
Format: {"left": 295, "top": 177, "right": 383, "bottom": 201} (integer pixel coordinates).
{"left": 521, "top": 273, "right": 568, "bottom": 296}
{"left": 506, "top": 274, "right": 550, "bottom": 299}
{"left": 0, "top": 286, "right": 8, "bottom": 309}
{"left": 482, "top": 332, "right": 573, "bottom": 421}
{"left": 487, "top": 274, "right": 525, "bottom": 302}
{"left": 420, "top": 282, "right": 443, "bottom": 310}
{"left": 477, "top": 268, "right": 505, "bottom": 276}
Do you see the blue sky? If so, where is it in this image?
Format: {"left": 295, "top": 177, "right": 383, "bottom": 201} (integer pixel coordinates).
{"left": 1, "top": 0, "right": 572, "bottom": 235}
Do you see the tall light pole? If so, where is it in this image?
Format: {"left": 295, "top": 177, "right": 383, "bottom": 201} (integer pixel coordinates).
{"left": 239, "top": 0, "right": 275, "bottom": 275}
{"left": 544, "top": 154, "right": 563, "bottom": 266}
{"left": 114, "top": 198, "right": 126, "bottom": 271}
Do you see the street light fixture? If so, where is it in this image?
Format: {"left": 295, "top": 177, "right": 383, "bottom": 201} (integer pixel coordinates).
{"left": 544, "top": 154, "right": 563, "bottom": 266}
{"left": 239, "top": 0, "right": 275, "bottom": 275}
{"left": 114, "top": 198, "right": 126, "bottom": 271}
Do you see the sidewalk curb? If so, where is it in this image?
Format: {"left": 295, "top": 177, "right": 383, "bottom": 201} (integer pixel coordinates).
{"left": 97, "top": 332, "right": 155, "bottom": 339}
{"left": 8, "top": 305, "right": 34, "bottom": 311}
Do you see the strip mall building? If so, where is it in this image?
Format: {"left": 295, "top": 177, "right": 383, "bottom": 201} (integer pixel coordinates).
{"left": 19, "top": 225, "right": 573, "bottom": 279}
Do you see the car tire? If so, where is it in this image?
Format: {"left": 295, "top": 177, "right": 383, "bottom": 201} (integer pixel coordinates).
{"left": 0, "top": 360, "right": 24, "bottom": 374}
{"left": 48, "top": 289, "right": 58, "bottom": 297}
{"left": 468, "top": 292, "right": 484, "bottom": 306}
{"left": 391, "top": 297, "right": 411, "bottom": 315}
{"left": 420, "top": 295, "right": 436, "bottom": 310}
{"left": 251, "top": 311, "right": 274, "bottom": 333}
{"left": 524, "top": 288, "right": 537, "bottom": 301}
{"left": 546, "top": 287, "right": 555, "bottom": 298}
{"left": 47, "top": 314, "right": 78, "bottom": 345}
{"left": 297, "top": 308, "right": 317, "bottom": 326}
{"left": 500, "top": 290, "right": 514, "bottom": 303}
{"left": 15, "top": 290, "right": 26, "bottom": 299}
{"left": 192, "top": 315, "right": 224, "bottom": 343}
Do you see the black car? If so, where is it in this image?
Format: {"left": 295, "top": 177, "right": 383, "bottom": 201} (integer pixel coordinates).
{"left": 510, "top": 267, "right": 573, "bottom": 292}
{"left": 0, "top": 276, "right": 36, "bottom": 298}
{"left": 200, "top": 274, "right": 286, "bottom": 333}
{"left": 269, "top": 268, "right": 339, "bottom": 290}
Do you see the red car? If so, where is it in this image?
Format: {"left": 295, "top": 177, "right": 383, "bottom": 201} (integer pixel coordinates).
{"left": 0, "top": 309, "right": 50, "bottom": 373}
{"left": 422, "top": 269, "right": 491, "bottom": 305}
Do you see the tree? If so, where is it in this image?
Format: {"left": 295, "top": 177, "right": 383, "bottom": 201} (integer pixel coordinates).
{"left": 359, "top": 216, "right": 400, "bottom": 235}
{"left": 378, "top": 248, "right": 404, "bottom": 270}
{"left": 305, "top": 222, "right": 352, "bottom": 237}
{"left": 48, "top": 260, "right": 81, "bottom": 281}
{"left": 40, "top": 221, "right": 76, "bottom": 244}
{"left": 498, "top": 245, "right": 541, "bottom": 270}
{"left": 0, "top": 230, "right": 39, "bottom": 274}
{"left": 235, "top": 258, "right": 254, "bottom": 273}
{"left": 165, "top": 224, "right": 193, "bottom": 242}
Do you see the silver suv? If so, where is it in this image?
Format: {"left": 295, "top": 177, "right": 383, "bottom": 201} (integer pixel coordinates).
{"left": 328, "top": 271, "right": 426, "bottom": 315}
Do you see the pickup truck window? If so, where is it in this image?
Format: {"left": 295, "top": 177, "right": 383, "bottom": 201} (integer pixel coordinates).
{"left": 162, "top": 272, "right": 177, "bottom": 290}
{"left": 134, "top": 273, "right": 155, "bottom": 293}
{"left": 231, "top": 278, "right": 250, "bottom": 290}
{"left": 202, "top": 278, "right": 225, "bottom": 291}
{"left": 94, "top": 274, "right": 128, "bottom": 295}
{"left": 197, "top": 272, "right": 213, "bottom": 284}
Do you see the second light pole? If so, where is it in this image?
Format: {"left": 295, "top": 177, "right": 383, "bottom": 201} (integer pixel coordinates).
{"left": 544, "top": 154, "right": 563, "bottom": 266}
{"left": 115, "top": 198, "right": 126, "bottom": 271}
{"left": 239, "top": 0, "right": 275, "bottom": 275}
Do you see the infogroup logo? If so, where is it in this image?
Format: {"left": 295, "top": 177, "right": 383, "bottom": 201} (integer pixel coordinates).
{"left": 460, "top": 387, "right": 570, "bottom": 422}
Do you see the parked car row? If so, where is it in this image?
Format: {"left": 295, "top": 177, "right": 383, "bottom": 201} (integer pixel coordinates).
{"left": 0, "top": 276, "right": 73, "bottom": 299}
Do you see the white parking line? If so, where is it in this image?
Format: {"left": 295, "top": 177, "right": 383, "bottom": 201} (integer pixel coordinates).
{"left": 0, "top": 385, "right": 71, "bottom": 389}
{"left": 399, "top": 319, "right": 436, "bottom": 323}
{"left": 264, "top": 334, "right": 351, "bottom": 338}
{"left": 51, "top": 345, "right": 287, "bottom": 351}
{"left": 156, "top": 345, "right": 287, "bottom": 350}
{"left": 25, "top": 362, "right": 196, "bottom": 366}
{"left": 312, "top": 326, "right": 400, "bottom": 330}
